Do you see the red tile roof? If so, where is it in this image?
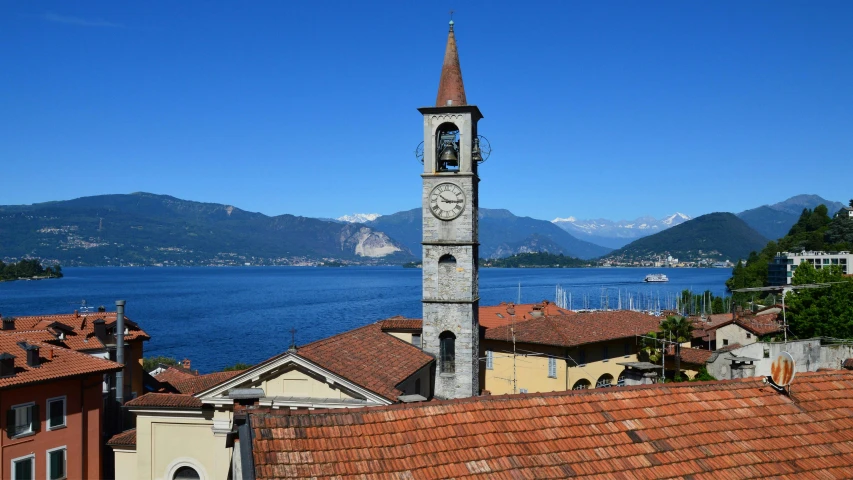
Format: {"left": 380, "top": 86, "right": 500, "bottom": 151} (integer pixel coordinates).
{"left": 168, "top": 370, "right": 245, "bottom": 395}
{"left": 0, "top": 332, "right": 123, "bottom": 390}
{"left": 124, "top": 393, "right": 202, "bottom": 409}
{"left": 485, "top": 310, "right": 662, "bottom": 348}
{"left": 6, "top": 311, "right": 150, "bottom": 352}
{"left": 153, "top": 365, "right": 198, "bottom": 386}
{"left": 479, "top": 301, "right": 572, "bottom": 329}
{"left": 678, "top": 347, "right": 715, "bottom": 366}
{"left": 106, "top": 428, "right": 136, "bottom": 448}
{"left": 706, "top": 316, "right": 784, "bottom": 336}
{"left": 378, "top": 316, "right": 423, "bottom": 331}
{"left": 297, "top": 323, "right": 433, "bottom": 401}
{"left": 248, "top": 370, "right": 853, "bottom": 479}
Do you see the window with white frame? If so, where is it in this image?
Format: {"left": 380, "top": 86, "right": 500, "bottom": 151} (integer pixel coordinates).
{"left": 485, "top": 350, "right": 493, "bottom": 370}
{"left": 47, "top": 446, "right": 66, "bottom": 480}
{"left": 11, "top": 454, "right": 34, "bottom": 480}
{"left": 547, "top": 357, "right": 557, "bottom": 378}
{"left": 7, "top": 402, "right": 37, "bottom": 438}
{"left": 47, "top": 397, "right": 66, "bottom": 430}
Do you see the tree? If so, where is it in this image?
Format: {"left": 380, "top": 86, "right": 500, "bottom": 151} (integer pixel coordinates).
{"left": 142, "top": 356, "right": 178, "bottom": 372}
{"left": 786, "top": 263, "right": 853, "bottom": 339}
{"left": 659, "top": 315, "right": 694, "bottom": 381}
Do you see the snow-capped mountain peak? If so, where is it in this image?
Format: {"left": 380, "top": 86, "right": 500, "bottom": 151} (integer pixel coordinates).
{"left": 551, "top": 216, "right": 577, "bottom": 223}
{"left": 662, "top": 212, "right": 691, "bottom": 225}
{"left": 337, "top": 213, "right": 382, "bottom": 223}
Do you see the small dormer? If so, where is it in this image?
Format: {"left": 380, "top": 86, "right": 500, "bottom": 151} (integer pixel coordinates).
{"left": 0, "top": 352, "right": 15, "bottom": 377}
{"left": 16, "top": 342, "right": 40, "bottom": 368}
{"left": 2, "top": 316, "right": 14, "bottom": 331}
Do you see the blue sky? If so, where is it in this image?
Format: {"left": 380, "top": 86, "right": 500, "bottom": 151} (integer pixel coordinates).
{"left": 2, "top": 1, "right": 851, "bottom": 221}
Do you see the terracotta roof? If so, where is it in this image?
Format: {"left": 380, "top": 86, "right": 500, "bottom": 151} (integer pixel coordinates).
{"left": 153, "top": 365, "right": 198, "bottom": 386}
{"left": 106, "top": 428, "right": 136, "bottom": 448}
{"left": 0, "top": 332, "right": 123, "bottom": 390}
{"left": 706, "top": 316, "right": 783, "bottom": 336}
{"left": 6, "top": 311, "right": 150, "bottom": 352}
{"left": 296, "top": 323, "right": 434, "bottom": 401}
{"left": 479, "top": 301, "right": 572, "bottom": 329}
{"left": 124, "top": 393, "right": 202, "bottom": 409}
{"left": 435, "top": 21, "right": 466, "bottom": 107}
{"left": 485, "top": 310, "right": 662, "bottom": 348}
{"left": 717, "top": 343, "right": 743, "bottom": 353}
{"left": 678, "top": 347, "right": 715, "bottom": 366}
{"left": 844, "top": 359, "right": 853, "bottom": 369}
{"left": 248, "top": 370, "right": 853, "bottom": 479}
{"left": 168, "top": 370, "right": 245, "bottom": 395}
{"left": 378, "top": 316, "right": 423, "bottom": 331}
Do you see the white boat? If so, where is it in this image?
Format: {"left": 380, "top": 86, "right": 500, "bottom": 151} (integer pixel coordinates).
{"left": 644, "top": 273, "right": 669, "bottom": 282}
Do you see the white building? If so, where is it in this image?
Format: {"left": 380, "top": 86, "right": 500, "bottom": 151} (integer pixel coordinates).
{"left": 769, "top": 250, "right": 853, "bottom": 285}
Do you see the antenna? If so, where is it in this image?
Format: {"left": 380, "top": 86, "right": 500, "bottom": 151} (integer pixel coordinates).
{"left": 288, "top": 328, "right": 298, "bottom": 352}
{"left": 517, "top": 282, "right": 521, "bottom": 304}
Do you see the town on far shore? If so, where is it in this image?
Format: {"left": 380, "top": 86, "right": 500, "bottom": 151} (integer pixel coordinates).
{"left": 3, "top": 18, "right": 853, "bottom": 480}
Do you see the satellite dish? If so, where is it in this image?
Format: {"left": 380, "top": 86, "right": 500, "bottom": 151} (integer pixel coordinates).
{"left": 770, "top": 351, "right": 796, "bottom": 388}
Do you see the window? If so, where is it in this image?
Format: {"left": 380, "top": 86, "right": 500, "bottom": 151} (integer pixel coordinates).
{"left": 415, "top": 378, "right": 421, "bottom": 395}
{"left": 47, "top": 397, "right": 66, "bottom": 430}
{"left": 485, "top": 350, "right": 493, "bottom": 370}
{"left": 547, "top": 357, "right": 557, "bottom": 378}
{"left": 746, "top": 333, "right": 752, "bottom": 339}
{"left": 411, "top": 333, "right": 422, "bottom": 349}
{"left": 578, "top": 350, "right": 586, "bottom": 365}
{"left": 602, "top": 347, "right": 609, "bottom": 360}
{"left": 47, "top": 447, "right": 66, "bottom": 480}
{"left": 572, "top": 379, "right": 590, "bottom": 390}
{"left": 7, "top": 402, "right": 37, "bottom": 438}
{"left": 11, "top": 454, "right": 34, "bottom": 480}
{"left": 596, "top": 374, "right": 614, "bottom": 388}
{"left": 173, "top": 466, "right": 201, "bottom": 480}
{"left": 439, "top": 331, "right": 455, "bottom": 374}
{"left": 519, "top": 388, "right": 528, "bottom": 394}
{"left": 723, "top": 339, "right": 729, "bottom": 346}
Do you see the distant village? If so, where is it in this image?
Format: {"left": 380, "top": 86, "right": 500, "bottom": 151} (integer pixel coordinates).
{"left": 3, "top": 20, "right": 853, "bottom": 480}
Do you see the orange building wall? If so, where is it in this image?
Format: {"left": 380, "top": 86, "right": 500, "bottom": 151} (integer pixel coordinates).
{"left": 0, "top": 375, "right": 105, "bottom": 479}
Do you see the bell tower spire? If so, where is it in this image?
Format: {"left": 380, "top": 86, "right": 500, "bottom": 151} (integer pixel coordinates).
{"left": 435, "top": 17, "right": 467, "bottom": 107}
{"left": 418, "top": 19, "right": 483, "bottom": 400}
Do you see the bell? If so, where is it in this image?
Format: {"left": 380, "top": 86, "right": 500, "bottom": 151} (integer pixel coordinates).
{"left": 471, "top": 141, "right": 482, "bottom": 164}
{"left": 439, "top": 144, "right": 458, "bottom": 166}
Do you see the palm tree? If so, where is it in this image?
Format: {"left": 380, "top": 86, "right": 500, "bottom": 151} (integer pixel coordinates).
{"left": 659, "top": 315, "right": 694, "bottom": 381}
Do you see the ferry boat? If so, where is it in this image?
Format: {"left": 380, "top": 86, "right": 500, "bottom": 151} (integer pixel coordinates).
{"left": 644, "top": 273, "right": 669, "bottom": 283}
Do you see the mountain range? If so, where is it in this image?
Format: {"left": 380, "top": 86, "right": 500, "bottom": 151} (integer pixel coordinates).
{"left": 736, "top": 194, "right": 847, "bottom": 241}
{"left": 0, "top": 192, "right": 844, "bottom": 266}
{"left": 551, "top": 213, "right": 691, "bottom": 249}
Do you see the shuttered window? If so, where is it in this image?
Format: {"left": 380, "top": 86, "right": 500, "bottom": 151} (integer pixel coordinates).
{"left": 48, "top": 447, "right": 66, "bottom": 480}
{"left": 548, "top": 357, "right": 557, "bottom": 378}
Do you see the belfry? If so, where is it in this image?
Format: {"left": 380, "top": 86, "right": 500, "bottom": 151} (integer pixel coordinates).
{"left": 418, "top": 19, "right": 483, "bottom": 399}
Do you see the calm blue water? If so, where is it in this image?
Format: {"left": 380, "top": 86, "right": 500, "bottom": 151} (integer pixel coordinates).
{"left": 0, "top": 267, "right": 731, "bottom": 372}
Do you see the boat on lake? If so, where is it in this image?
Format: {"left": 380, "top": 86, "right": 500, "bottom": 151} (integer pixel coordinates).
{"left": 644, "top": 273, "right": 669, "bottom": 282}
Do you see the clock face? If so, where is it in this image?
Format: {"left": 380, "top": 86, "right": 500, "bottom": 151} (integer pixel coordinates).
{"left": 429, "top": 183, "right": 466, "bottom": 220}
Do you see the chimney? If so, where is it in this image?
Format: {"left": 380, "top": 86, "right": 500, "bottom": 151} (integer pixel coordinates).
{"left": 74, "top": 310, "right": 79, "bottom": 318}
{"left": 0, "top": 352, "right": 15, "bottom": 377}
{"left": 98, "top": 305, "right": 106, "bottom": 312}
{"left": 93, "top": 318, "right": 107, "bottom": 343}
{"left": 2, "top": 316, "right": 14, "bottom": 331}
{"left": 182, "top": 358, "right": 191, "bottom": 370}
{"left": 17, "top": 342, "right": 40, "bottom": 368}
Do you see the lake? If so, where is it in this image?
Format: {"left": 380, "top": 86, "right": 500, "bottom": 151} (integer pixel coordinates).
{"left": 0, "top": 266, "right": 732, "bottom": 372}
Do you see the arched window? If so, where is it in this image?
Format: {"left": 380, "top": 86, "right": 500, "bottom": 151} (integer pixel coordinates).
{"left": 439, "top": 331, "right": 456, "bottom": 374}
{"left": 435, "top": 122, "right": 460, "bottom": 172}
{"left": 572, "top": 379, "right": 591, "bottom": 390}
{"left": 438, "top": 255, "right": 457, "bottom": 299}
{"left": 596, "top": 374, "right": 614, "bottom": 388}
{"left": 617, "top": 370, "right": 627, "bottom": 387}
{"left": 173, "top": 466, "right": 201, "bottom": 480}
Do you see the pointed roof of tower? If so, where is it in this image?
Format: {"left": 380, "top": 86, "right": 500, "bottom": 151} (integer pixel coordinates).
{"left": 435, "top": 20, "right": 467, "bottom": 107}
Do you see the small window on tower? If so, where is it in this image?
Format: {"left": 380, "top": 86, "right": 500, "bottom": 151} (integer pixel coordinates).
{"left": 435, "top": 123, "right": 460, "bottom": 172}
{"left": 439, "top": 331, "right": 456, "bottom": 374}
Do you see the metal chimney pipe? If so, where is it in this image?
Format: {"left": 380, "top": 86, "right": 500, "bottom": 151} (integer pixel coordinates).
{"left": 115, "top": 300, "right": 126, "bottom": 405}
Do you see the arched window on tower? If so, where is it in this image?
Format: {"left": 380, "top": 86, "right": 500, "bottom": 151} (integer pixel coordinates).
{"left": 439, "top": 331, "right": 456, "bottom": 374}
{"left": 435, "top": 122, "right": 460, "bottom": 172}
{"left": 173, "top": 466, "right": 201, "bottom": 480}
{"left": 438, "top": 254, "right": 457, "bottom": 298}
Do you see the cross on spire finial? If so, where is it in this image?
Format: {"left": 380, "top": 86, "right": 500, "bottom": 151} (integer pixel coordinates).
{"left": 449, "top": 9, "right": 455, "bottom": 30}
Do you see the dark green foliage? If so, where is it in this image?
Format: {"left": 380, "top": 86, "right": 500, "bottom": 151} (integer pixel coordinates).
{"left": 143, "top": 356, "right": 178, "bottom": 372}
{"left": 677, "top": 289, "right": 730, "bottom": 315}
{"left": 222, "top": 362, "right": 253, "bottom": 372}
{"left": 0, "top": 259, "right": 62, "bottom": 281}
{"left": 482, "top": 252, "right": 590, "bottom": 268}
{"left": 610, "top": 213, "right": 768, "bottom": 262}
{"left": 786, "top": 263, "right": 853, "bottom": 339}
{"left": 825, "top": 215, "right": 853, "bottom": 246}
{"left": 692, "top": 366, "right": 717, "bottom": 382}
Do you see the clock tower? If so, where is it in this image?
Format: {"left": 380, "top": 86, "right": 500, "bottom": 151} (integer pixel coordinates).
{"left": 418, "top": 19, "right": 483, "bottom": 399}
